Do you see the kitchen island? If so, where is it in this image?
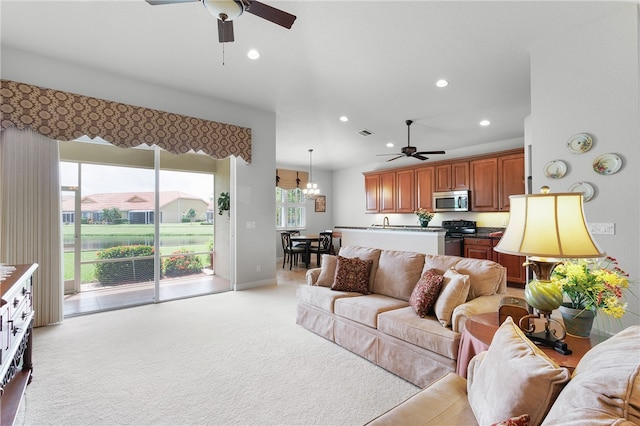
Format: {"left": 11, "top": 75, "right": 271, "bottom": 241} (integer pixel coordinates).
{"left": 335, "top": 226, "right": 446, "bottom": 255}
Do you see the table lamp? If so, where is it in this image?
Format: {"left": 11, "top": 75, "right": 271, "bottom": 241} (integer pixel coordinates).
{"left": 494, "top": 189, "right": 605, "bottom": 354}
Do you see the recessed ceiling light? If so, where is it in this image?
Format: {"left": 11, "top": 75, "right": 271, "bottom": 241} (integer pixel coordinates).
{"left": 436, "top": 79, "right": 449, "bottom": 88}
{"left": 247, "top": 49, "right": 260, "bottom": 60}
{"left": 386, "top": 142, "right": 394, "bottom": 148}
{"left": 479, "top": 119, "right": 491, "bottom": 126}
{"left": 339, "top": 116, "right": 349, "bottom": 122}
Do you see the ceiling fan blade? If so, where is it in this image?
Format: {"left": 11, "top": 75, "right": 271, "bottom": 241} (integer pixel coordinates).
{"left": 376, "top": 153, "right": 402, "bottom": 157}
{"left": 386, "top": 155, "right": 404, "bottom": 162}
{"left": 415, "top": 150, "right": 446, "bottom": 155}
{"left": 412, "top": 154, "right": 429, "bottom": 161}
{"left": 145, "top": 0, "right": 197, "bottom": 5}
{"left": 218, "top": 19, "right": 235, "bottom": 43}
{"left": 246, "top": 0, "right": 297, "bottom": 29}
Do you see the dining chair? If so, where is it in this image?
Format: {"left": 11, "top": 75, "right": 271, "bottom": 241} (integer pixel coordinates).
{"left": 309, "top": 231, "right": 333, "bottom": 267}
{"left": 281, "top": 232, "right": 306, "bottom": 270}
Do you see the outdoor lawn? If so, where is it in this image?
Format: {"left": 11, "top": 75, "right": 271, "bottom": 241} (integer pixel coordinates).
{"left": 63, "top": 222, "right": 213, "bottom": 283}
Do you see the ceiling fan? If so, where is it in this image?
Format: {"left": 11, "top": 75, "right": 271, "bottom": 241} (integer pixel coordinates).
{"left": 377, "top": 120, "right": 446, "bottom": 162}
{"left": 145, "top": 0, "right": 296, "bottom": 43}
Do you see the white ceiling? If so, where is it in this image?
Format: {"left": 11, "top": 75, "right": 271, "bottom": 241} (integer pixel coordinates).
{"left": 1, "top": 1, "right": 633, "bottom": 171}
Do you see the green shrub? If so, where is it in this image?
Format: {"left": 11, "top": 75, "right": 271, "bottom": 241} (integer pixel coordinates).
{"left": 95, "top": 245, "right": 154, "bottom": 285}
{"left": 163, "top": 248, "right": 203, "bottom": 277}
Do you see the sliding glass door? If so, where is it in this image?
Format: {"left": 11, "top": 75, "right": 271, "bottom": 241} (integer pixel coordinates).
{"left": 61, "top": 140, "right": 229, "bottom": 316}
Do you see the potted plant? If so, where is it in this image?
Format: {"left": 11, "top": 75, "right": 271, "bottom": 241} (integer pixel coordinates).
{"left": 551, "top": 256, "right": 631, "bottom": 337}
{"left": 414, "top": 208, "right": 434, "bottom": 228}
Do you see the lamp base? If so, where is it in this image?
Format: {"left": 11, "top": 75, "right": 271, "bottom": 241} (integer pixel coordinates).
{"left": 519, "top": 311, "right": 572, "bottom": 355}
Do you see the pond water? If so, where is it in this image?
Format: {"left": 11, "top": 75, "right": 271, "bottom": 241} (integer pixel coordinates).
{"left": 64, "top": 235, "right": 212, "bottom": 251}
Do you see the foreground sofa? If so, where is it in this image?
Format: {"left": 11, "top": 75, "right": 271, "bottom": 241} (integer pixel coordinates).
{"left": 367, "top": 318, "right": 640, "bottom": 426}
{"left": 295, "top": 245, "right": 507, "bottom": 387}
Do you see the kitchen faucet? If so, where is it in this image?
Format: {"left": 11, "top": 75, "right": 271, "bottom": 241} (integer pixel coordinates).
{"left": 383, "top": 216, "right": 390, "bottom": 228}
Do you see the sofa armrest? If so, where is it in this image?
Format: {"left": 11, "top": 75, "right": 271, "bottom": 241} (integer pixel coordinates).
{"left": 451, "top": 294, "right": 506, "bottom": 333}
{"left": 305, "top": 268, "right": 321, "bottom": 285}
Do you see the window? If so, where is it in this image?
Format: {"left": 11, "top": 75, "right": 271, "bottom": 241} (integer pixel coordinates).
{"left": 276, "top": 187, "right": 306, "bottom": 228}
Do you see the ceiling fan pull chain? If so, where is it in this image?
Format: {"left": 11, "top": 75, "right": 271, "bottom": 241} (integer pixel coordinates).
{"left": 222, "top": 43, "right": 225, "bottom": 66}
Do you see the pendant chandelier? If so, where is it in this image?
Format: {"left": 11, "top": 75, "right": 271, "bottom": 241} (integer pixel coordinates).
{"left": 302, "top": 148, "right": 320, "bottom": 200}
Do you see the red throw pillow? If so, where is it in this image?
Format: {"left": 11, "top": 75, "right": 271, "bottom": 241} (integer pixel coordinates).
{"left": 409, "top": 269, "right": 445, "bottom": 317}
{"left": 491, "top": 414, "right": 530, "bottom": 426}
{"left": 331, "top": 256, "right": 373, "bottom": 294}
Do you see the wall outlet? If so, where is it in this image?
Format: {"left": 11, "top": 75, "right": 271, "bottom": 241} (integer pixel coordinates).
{"left": 246, "top": 221, "right": 256, "bottom": 229}
{"left": 256, "top": 265, "right": 261, "bottom": 272}
{"left": 588, "top": 223, "right": 615, "bottom": 235}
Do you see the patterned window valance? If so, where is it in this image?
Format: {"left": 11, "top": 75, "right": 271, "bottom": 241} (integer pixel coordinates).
{"left": 0, "top": 79, "right": 252, "bottom": 163}
{"left": 276, "top": 168, "right": 308, "bottom": 190}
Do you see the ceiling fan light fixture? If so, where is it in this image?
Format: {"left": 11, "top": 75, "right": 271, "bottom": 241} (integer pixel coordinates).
{"left": 202, "top": 0, "right": 244, "bottom": 21}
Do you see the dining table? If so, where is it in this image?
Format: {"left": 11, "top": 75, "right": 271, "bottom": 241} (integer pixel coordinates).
{"left": 290, "top": 234, "right": 319, "bottom": 268}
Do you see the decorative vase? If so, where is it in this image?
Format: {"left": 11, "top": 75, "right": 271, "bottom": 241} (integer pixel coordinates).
{"left": 419, "top": 218, "right": 430, "bottom": 228}
{"left": 559, "top": 303, "right": 596, "bottom": 338}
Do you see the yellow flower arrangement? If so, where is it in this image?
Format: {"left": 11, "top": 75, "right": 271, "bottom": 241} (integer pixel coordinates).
{"left": 414, "top": 208, "right": 434, "bottom": 223}
{"left": 551, "top": 257, "right": 630, "bottom": 319}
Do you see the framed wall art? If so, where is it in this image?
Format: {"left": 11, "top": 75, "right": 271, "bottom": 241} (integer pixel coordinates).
{"left": 315, "top": 195, "right": 326, "bottom": 212}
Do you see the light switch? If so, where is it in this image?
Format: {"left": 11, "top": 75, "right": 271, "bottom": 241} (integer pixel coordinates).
{"left": 588, "top": 223, "right": 615, "bottom": 235}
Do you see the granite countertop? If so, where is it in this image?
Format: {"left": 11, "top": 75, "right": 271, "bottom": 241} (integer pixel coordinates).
{"left": 335, "top": 225, "right": 445, "bottom": 233}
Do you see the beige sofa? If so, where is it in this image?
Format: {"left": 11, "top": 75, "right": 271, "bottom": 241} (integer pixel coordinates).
{"left": 367, "top": 318, "right": 640, "bottom": 426}
{"left": 295, "top": 245, "right": 507, "bottom": 388}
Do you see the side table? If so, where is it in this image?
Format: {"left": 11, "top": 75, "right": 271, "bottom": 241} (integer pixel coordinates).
{"left": 456, "top": 312, "right": 602, "bottom": 378}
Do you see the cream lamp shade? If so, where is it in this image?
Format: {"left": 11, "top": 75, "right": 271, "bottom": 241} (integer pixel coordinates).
{"left": 494, "top": 192, "right": 605, "bottom": 260}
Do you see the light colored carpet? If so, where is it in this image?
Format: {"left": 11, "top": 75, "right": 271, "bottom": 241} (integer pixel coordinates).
{"left": 20, "top": 280, "right": 419, "bottom": 425}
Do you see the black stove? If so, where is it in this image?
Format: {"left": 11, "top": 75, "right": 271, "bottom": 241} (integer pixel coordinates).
{"left": 442, "top": 220, "right": 477, "bottom": 238}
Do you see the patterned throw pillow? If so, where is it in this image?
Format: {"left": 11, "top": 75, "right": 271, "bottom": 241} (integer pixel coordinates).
{"left": 409, "top": 269, "right": 445, "bottom": 317}
{"left": 331, "top": 256, "right": 373, "bottom": 294}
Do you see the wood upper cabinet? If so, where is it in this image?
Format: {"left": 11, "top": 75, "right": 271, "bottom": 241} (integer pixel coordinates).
{"left": 379, "top": 171, "right": 396, "bottom": 213}
{"left": 415, "top": 166, "right": 435, "bottom": 211}
{"left": 470, "top": 157, "right": 499, "bottom": 211}
{"left": 435, "top": 162, "right": 469, "bottom": 192}
{"left": 395, "top": 169, "right": 415, "bottom": 213}
{"left": 364, "top": 173, "right": 380, "bottom": 213}
{"left": 498, "top": 152, "right": 525, "bottom": 211}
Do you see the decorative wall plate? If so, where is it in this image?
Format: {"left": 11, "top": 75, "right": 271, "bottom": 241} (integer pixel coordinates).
{"left": 592, "top": 153, "right": 622, "bottom": 175}
{"left": 566, "top": 133, "right": 593, "bottom": 154}
{"left": 569, "top": 181, "right": 595, "bottom": 202}
{"left": 543, "top": 160, "right": 567, "bottom": 179}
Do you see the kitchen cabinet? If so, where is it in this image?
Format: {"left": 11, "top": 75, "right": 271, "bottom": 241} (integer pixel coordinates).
{"left": 415, "top": 166, "right": 435, "bottom": 211}
{"left": 395, "top": 169, "right": 415, "bottom": 213}
{"left": 379, "top": 172, "right": 396, "bottom": 213}
{"left": 463, "top": 237, "right": 493, "bottom": 260}
{"left": 464, "top": 237, "right": 527, "bottom": 287}
{"left": 364, "top": 174, "right": 380, "bottom": 213}
{"left": 498, "top": 152, "right": 525, "bottom": 211}
{"left": 435, "top": 161, "right": 469, "bottom": 192}
{"left": 470, "top": 157, "right": 498, "bottom": 211}
{"left": 470, "top": 151, "right": 524, "bottom": 212}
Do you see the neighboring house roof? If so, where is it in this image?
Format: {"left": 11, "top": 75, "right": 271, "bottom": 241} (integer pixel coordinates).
{"left": 61, "top": 191, "right": 208, "bottom": 212}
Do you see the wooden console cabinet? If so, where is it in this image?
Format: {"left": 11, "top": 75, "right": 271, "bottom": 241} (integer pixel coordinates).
{"left": 1, "top": 263, "right": 37, "bottom": 426}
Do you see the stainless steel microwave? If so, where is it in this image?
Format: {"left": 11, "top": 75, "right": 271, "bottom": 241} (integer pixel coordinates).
{"left": 433, "top": 190, "right": 470, "bottom": 212}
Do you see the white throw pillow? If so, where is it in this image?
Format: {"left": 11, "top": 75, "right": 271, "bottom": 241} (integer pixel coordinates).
{"left": 433, "top": 268, "right": 470, "bottom": 327}
{"left": 467, "top": 317, "right": 570, "bottom": 425}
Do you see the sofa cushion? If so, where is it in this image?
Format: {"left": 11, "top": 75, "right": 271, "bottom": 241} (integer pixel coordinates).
{"left": 372, "top": 250, "right": 426, "bottom": 301}
{"left": 422, "top": 254, "right": 463, "bottom": 275}
{"left": 377, "top": 306, "right": 460, "bottom": 359}
{"left": 315, "top": 254, "right": 337, "bottom": 287}
{"left": 338, "top": 246, "right": 382, "bottom": 292}
{"left": 296, "top": 285, "right": 362, "bottom": 313}
{"left": 334, "top": 294, "right": 409, "bottom": 328}
{"left": 332, "top": 255, "right": 373, "bottom": 294}
{"left": 541, "top": 325, "right": 640, "bottom": 425}
{"left": 467, "top": 317, "right": 570, "bottom": 426}
{"left": 454, "top": 257, "right": 507, "bottom": 300}
{"left": 409, "top": 269, "right": 445, "bottom": 318}
{"left": 434, "top": 268, "right": 470, "bottom": 327}
{"left": 366, "top": 372, "right": 477, "bottom": 426}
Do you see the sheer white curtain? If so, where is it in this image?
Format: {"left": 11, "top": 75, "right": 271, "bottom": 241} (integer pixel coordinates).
{"left": 0, "top": 127, "right": 63, "bottom": 326}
